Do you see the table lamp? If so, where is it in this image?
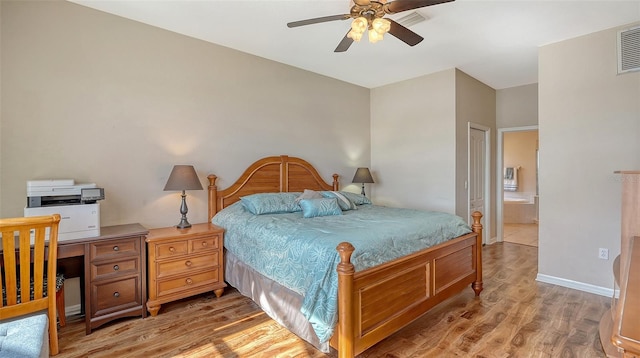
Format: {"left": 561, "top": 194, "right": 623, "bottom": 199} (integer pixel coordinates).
{"left": 164, "top": 165, "right": 203, "bottom": 229}
{"left": 352, "top": 167, "right": 374, "bottom": 197}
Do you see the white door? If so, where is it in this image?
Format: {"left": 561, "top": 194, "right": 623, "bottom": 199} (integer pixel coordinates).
{"left": 469, "top": 128, "right": 486, "bottom": 229}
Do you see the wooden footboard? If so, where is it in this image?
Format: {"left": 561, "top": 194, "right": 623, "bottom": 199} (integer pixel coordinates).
{"left": 332, "top": 212, "right": 483, "bottom": 357}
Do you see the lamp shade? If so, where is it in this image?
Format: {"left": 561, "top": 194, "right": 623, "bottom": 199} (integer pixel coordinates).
{"left": 163, "top": 165, "right": 203, "bottom": 191}
{"left": 352, "top": 167, "right": 374, "bottom": 184}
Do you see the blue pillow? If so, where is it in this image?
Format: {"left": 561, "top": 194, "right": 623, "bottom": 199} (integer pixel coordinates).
{"left": 299, "top": 198, "right": 343, "bottom": 218}
{"left": 240, "top": 192, "right": 302, "bottom": 215}
{"left": 321, "top": 191, "right": 357, "bottom": 210}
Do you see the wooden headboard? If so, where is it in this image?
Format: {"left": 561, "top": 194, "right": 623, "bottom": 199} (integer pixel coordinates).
{"left": 207, "top": 155, "right": 339, "bottom": 222}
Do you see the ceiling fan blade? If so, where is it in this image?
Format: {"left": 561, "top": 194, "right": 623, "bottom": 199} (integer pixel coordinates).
{"left": 387, "top": 19, "right": 424, "bottom": 46}
{"left": 384, "top": 0, "right": 454, "bottom": 14}
{"left": 334, "top": 30, "right": 354, "bottom": 52}
{"left": 287, "top": 14, "right": 351, "bottom": 28}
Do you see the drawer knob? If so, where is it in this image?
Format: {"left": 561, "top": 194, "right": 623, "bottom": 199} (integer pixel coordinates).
{"left": 113, "top": 265, "right": 119, "bottom": 271}
{"left": 113, "top": 246, "right": 119, "bottom": 252}
{"left": 113, "top": 292, "right": 120, "bottom": 298}
{"left": 169, "top": 247, "right": 175, "bottom": 252}
{"left": 185, "top": 260, "right": 192, "bottom": 267}
{"left": 201, "top": 241, "right": 208, "bottom": 247}
{"left": 185, "top": 278, "right": 193, "bottom": 285}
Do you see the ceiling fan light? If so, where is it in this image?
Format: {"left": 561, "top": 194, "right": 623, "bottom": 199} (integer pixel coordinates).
{"left": 351, "top": 17, "right": 368, "bottom": 33}
{"left": 348, "top": 29, "right": 364, "bottom": 42}
{"left": 372, "top": 18, "right": 391, "bottom": 34}
{"left": 368, "top": 29, "right": 384, "bottom": 43}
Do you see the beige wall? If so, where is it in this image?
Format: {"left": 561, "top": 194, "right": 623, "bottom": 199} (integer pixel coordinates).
{"left": 539, "top": 22, "right": 640, "bottom": 289}
{"left": 1, "top": 0, "right": 371, "bottom": 313}
{"left": 370, "top": 69, "right": 457, "bottom": 213}
{"left": 0, "top": 1, "right": 3, "bottom": 215}
{"left": 370, "top": 68, "right": 497, "bottom": 241}
{"left": 496, "top": 83, "right": 538, "bottom": 128}
{"left": 503, "top": 130, "right": 538, "bottom": 195}
{"left": 455, "top": 69, "right": 497, "bottom": 239}
{"left": 1, "top": 1, "right": 371, "bottom": 229}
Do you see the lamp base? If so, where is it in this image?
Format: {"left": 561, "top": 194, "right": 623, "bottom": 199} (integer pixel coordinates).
{"left": 176, "top": 191, "right": 192, "bottom": 229}
{"left": 176, "top": 219, "right": 192, "bottom": 229}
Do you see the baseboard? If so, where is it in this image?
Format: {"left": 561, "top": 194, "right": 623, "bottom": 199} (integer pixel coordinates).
{"left": 536, "top": 273, "right": 614, "bottom": 297}
{"left": 65, "top": 304, "right": 82, "bottom": 316}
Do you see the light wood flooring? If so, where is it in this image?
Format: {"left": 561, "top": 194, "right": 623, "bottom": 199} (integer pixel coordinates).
{"left": 503, "top": 223, "right": 538, "bottom": 247}
{"left": 57, "top": 243, "right": 608, "bottom": 357}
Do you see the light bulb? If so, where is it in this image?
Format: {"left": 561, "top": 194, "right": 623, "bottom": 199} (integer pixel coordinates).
{"left": 348, "top": 29, "right": 364, "bottom": 42}
{"left": 351, "top": 17, "right": 368, "bottom": 33}
{"left": 368, "top": 29, "right": 383, "bottom": 43}
{"left": 372, "top": 18, "right": 391, "bottom": 34}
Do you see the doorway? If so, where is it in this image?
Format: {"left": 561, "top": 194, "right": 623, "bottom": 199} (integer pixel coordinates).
{"left": 497, "top": 126, "right": 539, "bottom": 246}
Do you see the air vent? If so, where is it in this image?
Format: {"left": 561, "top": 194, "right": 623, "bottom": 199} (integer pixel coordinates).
{"left": 618, "top": 26, "right": 640, "bottom": 74}
{"left": 395, "top": 12, "right": 427, "bottom": 28}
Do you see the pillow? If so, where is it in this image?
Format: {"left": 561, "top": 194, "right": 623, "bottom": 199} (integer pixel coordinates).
{"left": 240, "top": 192, "right": 302, "bottom": 215}
{"left": 299, "top": 198, "right": 343, "bottom": 218}
{"left": 321, "top": 191, "right": 357, "bottom": 211}
{"left": 337, "top": 191, "right": 372, "bottom": 205}
{"left": 295, "top": 189, "right": 323, "bottom": 203}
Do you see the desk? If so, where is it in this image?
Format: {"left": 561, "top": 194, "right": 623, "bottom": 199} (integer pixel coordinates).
{"left": 56, "top": 223, "right": 148, "bottom": 334}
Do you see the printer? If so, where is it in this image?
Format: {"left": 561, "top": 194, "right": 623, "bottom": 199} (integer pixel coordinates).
{"left": 24, "top": 179, "right": 105, "bottom": 241}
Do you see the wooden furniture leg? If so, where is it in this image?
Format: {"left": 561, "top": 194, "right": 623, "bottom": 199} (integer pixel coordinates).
{"left": 56, "top": 285, "right": 66, "bottom": 327}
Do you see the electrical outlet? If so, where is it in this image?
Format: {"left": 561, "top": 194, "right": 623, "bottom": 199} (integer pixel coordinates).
{"left": 599, "top": 248, "right": 609, "bottom": 260}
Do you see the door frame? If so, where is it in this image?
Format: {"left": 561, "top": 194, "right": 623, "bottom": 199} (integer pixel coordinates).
{"left": 497, "top": 125, "right": 538, "bottom": 242}
{"left": 468, "top": 122, "right": 491, "bottom": 244}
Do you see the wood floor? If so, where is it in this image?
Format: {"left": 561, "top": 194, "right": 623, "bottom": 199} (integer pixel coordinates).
{"left": 56, "top": 243, "right": 609, "bottom": 357}
{"left": 503, "top": 223, "right": 539, "bottom": 247}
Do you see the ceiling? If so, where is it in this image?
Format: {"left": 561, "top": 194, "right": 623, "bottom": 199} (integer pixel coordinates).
{"left": 70, "top": 0, "right": 640, "bottom": 90}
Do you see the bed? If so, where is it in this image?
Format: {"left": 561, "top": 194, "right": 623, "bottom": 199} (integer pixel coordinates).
{"left": 207, "top": 155, "right": 483, "bottom": 358}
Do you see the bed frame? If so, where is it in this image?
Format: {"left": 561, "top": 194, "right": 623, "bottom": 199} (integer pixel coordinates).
{"left": 207, "top": 155, "right": 483, "bottom": 358}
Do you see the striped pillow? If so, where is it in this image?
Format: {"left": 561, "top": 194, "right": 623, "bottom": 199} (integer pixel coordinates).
{"left": 321, "top": 191, "right": 357, "bottom": 211}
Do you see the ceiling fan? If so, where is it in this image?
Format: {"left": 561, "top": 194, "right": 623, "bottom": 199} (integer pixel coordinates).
{"left": 287, "top": 0, "right": 454, "bottom": 52}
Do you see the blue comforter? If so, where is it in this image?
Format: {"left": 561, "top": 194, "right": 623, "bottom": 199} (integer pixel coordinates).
{"left": 212, "top": 202, "right": 472, "bottom": 343}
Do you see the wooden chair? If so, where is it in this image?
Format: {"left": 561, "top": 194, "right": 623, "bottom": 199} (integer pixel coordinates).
{"left": 1, "top": 214, "right": 61, "bottom": 355}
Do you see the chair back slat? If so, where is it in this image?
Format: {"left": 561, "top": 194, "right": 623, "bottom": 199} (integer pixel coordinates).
{"left": 0, "top": 214, "right": 61, "bottom": 355}
{"left": 1, "top": 229, "right": 18, "bottom": 307}
{"left": 19, "top": 228, "right": 32, "bottom": 302}
{"left": 32, "top": 226, "right": 46, "bottom": 300}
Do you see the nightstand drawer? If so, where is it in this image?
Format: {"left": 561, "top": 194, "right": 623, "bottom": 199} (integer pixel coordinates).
{"left": 91, "top": 238, "right": 139, "bottom": 260}
{"left": 92, "top": 276, "right": 141, "bottom": 316}
{"left": 91, "top": 257, "right": 140, "bottom": 280}
{"left": 190, "top": 236, "right": 218, "bottom": 253}
{"left": 156, "top": 268, "right": 219, "bottom": 298}
{"left": 156, "top": 253, "right": 217, "bottom": 278}
{"left": 155, "top": 241, "right": 189, "bottom": 258}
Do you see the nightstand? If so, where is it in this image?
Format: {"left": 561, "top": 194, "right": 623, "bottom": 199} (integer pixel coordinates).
{"left": 85, "top": 223, "right": 148, "bottom": 334}
{"left": 146, "top": 223, "right": 226, "bottom": 316}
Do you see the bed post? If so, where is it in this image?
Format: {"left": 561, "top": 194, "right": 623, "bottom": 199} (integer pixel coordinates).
{"left": 332, "top": 174, "right": 340, "bottom": 191}
{"left": 471, "top": 211, "right": 483, "bottom": 296}
{"left": 207, "top": 174, "right": 218, "bottom": 223}
{"left": 336, "top": 242, "right": 355, "bottom": 358}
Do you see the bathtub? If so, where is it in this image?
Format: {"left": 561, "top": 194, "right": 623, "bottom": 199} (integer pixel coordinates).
{"left": 504, "top": 192, "right": 539, "bottom": 224}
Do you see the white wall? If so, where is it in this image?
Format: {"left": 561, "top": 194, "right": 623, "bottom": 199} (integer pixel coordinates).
{"left": 370, "top": 69, "right": 457, "bottom": 213}
{"left": 538, "top": 22, "right": 640, "bottom": 291}
{"left": 0, "top": 1, "right": 371, "bottom": 229}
